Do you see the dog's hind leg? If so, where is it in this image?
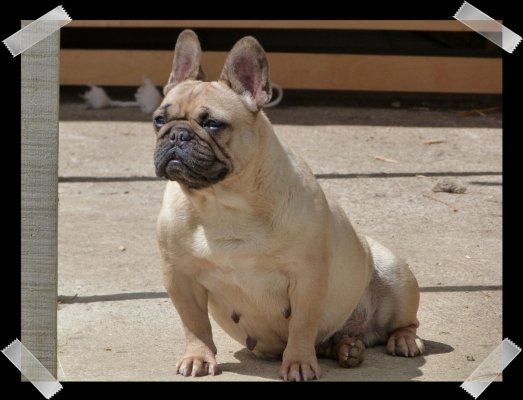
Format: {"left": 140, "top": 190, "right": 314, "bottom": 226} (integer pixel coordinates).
{"left": 318, "top": 236, "right": 424, "bottom": 367}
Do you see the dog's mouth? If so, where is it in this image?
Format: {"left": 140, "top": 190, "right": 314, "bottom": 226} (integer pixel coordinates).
{"left": 155, "top": 145, "right": 229, "bottom": 189}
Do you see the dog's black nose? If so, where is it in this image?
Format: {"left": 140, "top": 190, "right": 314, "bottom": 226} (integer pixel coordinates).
{"left": 170, "top": 126, "right": 192, "bottom": 142}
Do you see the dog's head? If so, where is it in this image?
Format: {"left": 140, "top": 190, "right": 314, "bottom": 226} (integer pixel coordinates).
{"left": 153, "top": 29, "right": 272, "bottom": 190}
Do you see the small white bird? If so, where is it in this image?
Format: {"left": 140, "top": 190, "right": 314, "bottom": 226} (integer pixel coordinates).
{"left": 81, "top": 79, "right": 282, "bottom": 112}
{"left": 134, "top": 78, "right": 163, "bottom": 114}
{"left": 80, "top": 85, "right": 114, "bottom": 109}
{"left": 80, "top": 78, "right": 163, "bottom": 114}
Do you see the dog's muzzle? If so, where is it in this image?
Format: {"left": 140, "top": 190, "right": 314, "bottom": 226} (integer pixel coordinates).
{"left": 154, "top": 124, "right": 229, "bottom": 189}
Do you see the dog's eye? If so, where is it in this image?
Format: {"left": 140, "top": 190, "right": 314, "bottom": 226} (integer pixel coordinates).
{"left": 202, "top": 119, "right": 224, "bottom": 132}
{"left": 154, "top": 115, "right": 166, "bottom": 129}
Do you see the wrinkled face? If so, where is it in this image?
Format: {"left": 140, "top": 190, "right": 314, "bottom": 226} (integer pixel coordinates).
{"left": 153, "top": 80, "right": 258, "bottom": 189}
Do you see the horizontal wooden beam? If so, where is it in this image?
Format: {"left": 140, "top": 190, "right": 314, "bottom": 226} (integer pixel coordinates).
{"left": 68, "top": 20, "right": 477, "bottom": 32}
{"left": 60, "top": 50, "right": 501, "bottom": 94}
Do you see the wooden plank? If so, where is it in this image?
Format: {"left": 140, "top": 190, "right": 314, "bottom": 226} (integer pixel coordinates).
{"left": 68, "top": 20, "right": 475, "bottom": 31}
{"left": 60, "top": 50, "right": 502, "bottom": 94}
{"left": 21, "top": 26, "right": 59, "bottom": 377}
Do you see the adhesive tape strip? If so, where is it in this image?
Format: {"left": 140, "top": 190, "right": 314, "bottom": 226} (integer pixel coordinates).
{"left": 2, "top": 339, "right": 62, "bottom": 399}
{"left": 2, "top": 5, "right": 71, "bottom": 57}
{"left": 460, "top": 338, "right": 521, "bottom": 398}
{"left": 454, "top": 1, "right": 521, "bottom": 53}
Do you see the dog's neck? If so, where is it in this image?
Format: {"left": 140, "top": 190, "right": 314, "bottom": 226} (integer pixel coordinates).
{"left": 180, "top": 111, "right": 299, "bottom": 217}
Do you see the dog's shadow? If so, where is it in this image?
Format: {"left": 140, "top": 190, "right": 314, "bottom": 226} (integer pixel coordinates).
{"left": 219, "top": 339, "right": 454, "bottom": 381}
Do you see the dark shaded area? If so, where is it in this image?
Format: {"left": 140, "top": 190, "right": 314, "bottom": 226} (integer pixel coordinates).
{"left": 315, "top": 171, "right": 501, "bottom": 180}
{"left": 58, "top": 291, "right": 168, "bottom": 304}
{"left": 61, "top": 28, "right": 501, "bottom": 58}
{"left": 57, "top": 285, "right": 501, "bottom": 304}
{"left": 59, "top": 176, "right": 157, "bottom": 183}
{"left": 468, "top": 181, "right": 502, "bottom": 186}
{"left": 421, "top": 340, "right": 455, "bottom": 356}
{"left": 420, "top": 285, "right": 501, "bottom": 293}
{"left": 60, "top": 90, "right": 502, "bottom": 128}
{"left": 62, "top": 85, "right": 502, "bottom": 110}
{"left": 58, "top": 171, "right": 501, "bottom": 184}
{"left": 222, "top": 346, "right": 426, "bottom": 380}
{"left": 266, "top": 90, "right": 502, "bottom": 112}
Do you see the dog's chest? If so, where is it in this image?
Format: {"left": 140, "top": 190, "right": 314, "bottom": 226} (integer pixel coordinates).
{"left": 190, "top": 215, "right": 288, "bottom": 300}
{"left": 198, "top": 253, "right": 289, "bottom": 303}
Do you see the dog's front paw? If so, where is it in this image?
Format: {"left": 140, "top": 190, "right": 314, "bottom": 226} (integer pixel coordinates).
{"left": 176, "top": 355, "right": 221, "bottom": 377}
{"left": 386, "top": 327, "right": 424, "bottom": 357}
{"left": 280, "top": 351, "right": 321, "bottom": 381}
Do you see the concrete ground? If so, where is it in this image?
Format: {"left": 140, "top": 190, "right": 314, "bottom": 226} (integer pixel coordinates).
{"left": 57, "top": 103, "right": 502, "bottom": 381}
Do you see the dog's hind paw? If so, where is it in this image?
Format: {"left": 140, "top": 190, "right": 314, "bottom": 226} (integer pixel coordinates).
{"left": 336, "top": 336, "right": 366, "bottom": 368}
{"left": 386, "top": 326, "right": 424, "bottom": 357}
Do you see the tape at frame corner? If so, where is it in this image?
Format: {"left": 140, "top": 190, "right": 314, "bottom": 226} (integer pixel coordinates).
{"left": 2, "top": 339, "right": 62, "bottom": 399}
{"left": 454, "top": 1, "right": 521, "bottom": 53}
{"left": 2, "top": 5, "right": 71, "bottom": 57}
{"left": 460, "top": 338, "right": 521, "bottom": 399}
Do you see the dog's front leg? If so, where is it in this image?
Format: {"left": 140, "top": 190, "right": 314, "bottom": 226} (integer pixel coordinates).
{"left": 280, "top": 270, "right": 327, "bottom": 381}
{"left": 163, "top": 265, "right": 220, "bottom": 377}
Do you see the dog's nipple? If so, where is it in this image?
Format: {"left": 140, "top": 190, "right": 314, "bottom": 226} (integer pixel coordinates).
{"left": 246, "top": 336, "right": 257, "bottom": 351}
{"left": 231, "top": 311, "right": 241, "bottom": 323}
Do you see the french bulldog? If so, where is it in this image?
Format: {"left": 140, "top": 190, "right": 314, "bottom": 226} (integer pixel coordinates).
{"left": 154, "top": 29, "right": 424, "bottom": 381}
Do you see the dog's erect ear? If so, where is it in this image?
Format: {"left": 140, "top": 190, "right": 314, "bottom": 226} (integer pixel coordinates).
{"left": 220, "top": 36, "right": 272, "bottom": 112}
{"left": 164, "top": 29, "right": 204, "bottom": 96}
